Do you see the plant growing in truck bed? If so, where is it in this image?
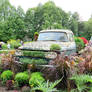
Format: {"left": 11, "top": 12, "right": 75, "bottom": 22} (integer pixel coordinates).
{"left": 50, "top": 44, "right": 61, "bottom": 51}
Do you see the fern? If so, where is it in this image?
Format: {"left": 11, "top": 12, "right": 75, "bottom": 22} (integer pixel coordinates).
{"left": 31, "top": 78, "right": 62, "bottom": 92}
{"left": 70, "top": 74, "right": 92, "bottom": 92}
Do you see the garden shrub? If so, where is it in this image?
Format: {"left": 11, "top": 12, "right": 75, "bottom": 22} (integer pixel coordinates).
{"left": 74, "top": 37, "right": 85, "bottom": 52}
{"left": 2, "top": 44, "right": 8, "bottom": 50}
{"left": 1, "top": 70, "right": 13, "bottom": 84}
{"left": 15, "top": 72, "right": 29, "bottom": 87}
{"left": 50, "top": 44, "right": 61, "bottom": 51}
{"left": 29, "top": 72, "right": 45, "bottom": 87}
{"left": 7, "top": 39, "right": 21, "bottom": 49}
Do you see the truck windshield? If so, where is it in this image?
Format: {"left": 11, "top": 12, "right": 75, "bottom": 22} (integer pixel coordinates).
{"left": 38, "top": 32, "right": 68, "bottom": 41}
{"left": 90, "top": 36, "right": 92, "bottom": 41}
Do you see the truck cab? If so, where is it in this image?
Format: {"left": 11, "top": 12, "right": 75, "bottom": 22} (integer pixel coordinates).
{"left": 20, "top": 29, "right": 76, "bottom": 55}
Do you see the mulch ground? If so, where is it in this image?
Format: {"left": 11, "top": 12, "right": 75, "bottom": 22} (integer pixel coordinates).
{"left": 0, "top": 87, "right": 20, "bottom": 92}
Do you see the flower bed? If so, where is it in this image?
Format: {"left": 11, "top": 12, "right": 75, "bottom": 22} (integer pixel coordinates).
{"left": 0, "top": 41, "right": 92, "bottom": 92}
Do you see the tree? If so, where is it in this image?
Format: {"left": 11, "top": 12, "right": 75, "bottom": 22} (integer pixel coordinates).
{"left": 25, "top": 8, "right": 36, "bottom": 40}
{"left": 84, "top": 18, "right": 92, "bottom": 39}
{"left": 25, "top": 1, "right": 69, "bottom": 39}
{"left": 78, "top": 21, "right": 85, "bottom": 37}
{"left": 68, "top": 12, "right": 79, "bottom": 36}
{"left": 0, "top": 0, "right": 15, "bottom": 21}
{"left": 41, "top": 1, "right": 63, "bottom": 29}
{"left": 16, "top": 6, "right": 25, "bottom": 18}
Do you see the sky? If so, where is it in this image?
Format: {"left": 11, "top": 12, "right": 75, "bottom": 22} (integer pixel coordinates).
{"left": 9, "top": 0, "right": 92, "bottom": 21}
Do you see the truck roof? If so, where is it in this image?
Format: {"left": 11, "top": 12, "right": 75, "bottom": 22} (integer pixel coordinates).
{"left": 40, "top": 29, "right": 73, "bottom": 33}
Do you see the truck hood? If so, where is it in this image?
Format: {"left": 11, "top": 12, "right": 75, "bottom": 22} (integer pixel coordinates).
{"left": 19, "top": 41, "right": 73, "bottom": 51}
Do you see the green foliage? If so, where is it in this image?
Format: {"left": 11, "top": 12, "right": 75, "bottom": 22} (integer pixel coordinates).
{"left": 70, "top": 74, "right": 92, "bottom": 92}
{"left": 2, "top": 44, "right": 8, "bottom": 50}
{"left": 0, "top": 50, "right": 9, "bottom": 54}
{"left": 68, "top": 12, "right": 79, "bottom": 36}
{"left": 0, "top": 0, "right": 13, "bottom": 21}
{"left": 23, "top": 51, "right": 45, "bottom": 58}
{"left": 7, "top": 39, "right": 21, "bottom": 49}
{"left": 1, "top": 70, "right": 13, "bottom": 84}
{"left": 15, "top": 72, "right": 29, "bottom": 86}
{"left": 0, "top": 0, "right": 90, "bottom": 41}
{"left": 31, "top": 79, "right": 62, "bottom": 92}
{"left": 20, "top": 58, "right": 47, "bottom": 65}
{"left": 84, "top": 19, "right": 92, "bottom": 39}
{"left": 29, "top": 72, "right": 45, "bottom": 87}
{"left": 25, "top": 1, "right": 69, "bottom": 39}
{"left": 74, "top": 37, "right": 85, "bottom": 52}
{"left": 50, "top": 44, "right": 61, "bottom": 51}
{"left": 0, "top": 67, "right": 3, "bottom": 74}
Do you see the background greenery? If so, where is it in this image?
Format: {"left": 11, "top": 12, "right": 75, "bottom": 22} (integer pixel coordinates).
{"left": 0, "top": 0, "right": 92, "bottom": 42}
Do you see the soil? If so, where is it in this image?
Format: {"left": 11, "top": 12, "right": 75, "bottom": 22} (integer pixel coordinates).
{"left": 0, "top": 87, "right": 20, "bottom": 92}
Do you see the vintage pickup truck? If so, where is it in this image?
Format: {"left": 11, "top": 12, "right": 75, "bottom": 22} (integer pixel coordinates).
{"left": 19, "top": 29, "right": 76, "bottom": 55}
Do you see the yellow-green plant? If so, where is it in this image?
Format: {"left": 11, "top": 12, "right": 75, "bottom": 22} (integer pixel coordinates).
{"left": 15, "top": 72, "right": 29, "bottom": 86}
{"left": 2, "top": 44, "right": 8, "bottom": 50}
{"left": 7, "top": 39, "right": 21, "bottom": 49}
{"left": 29, "top": 72, "right": 45, "bottom": 87}
{"left": 1, "top": 70, "right": 13, "bottom": 84}
{"left": 50, "top": 44, "right": 61, "bottom": 51}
